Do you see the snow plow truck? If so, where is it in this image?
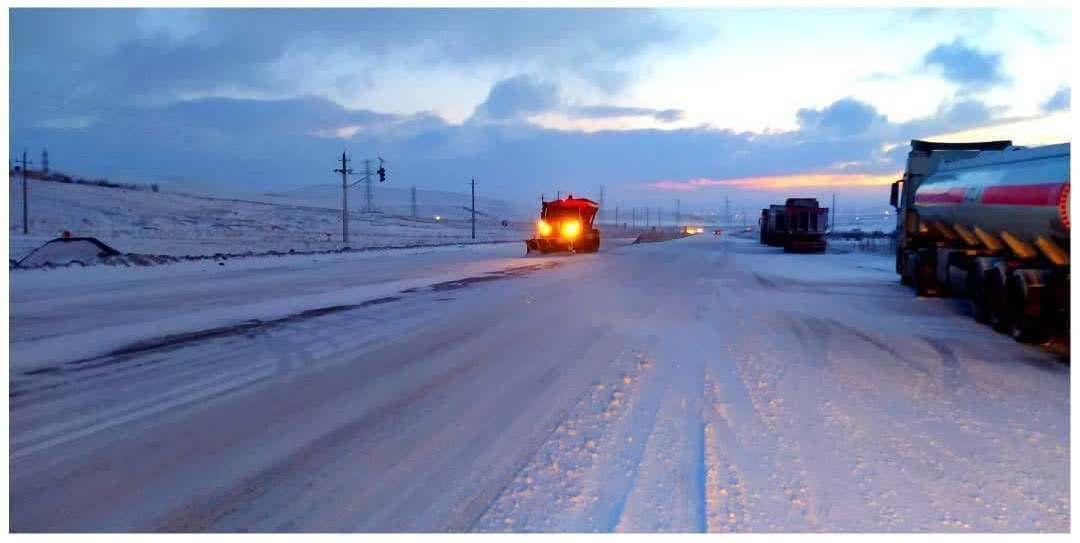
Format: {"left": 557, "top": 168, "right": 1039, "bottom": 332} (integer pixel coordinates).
{"left": 526, "top": 195, "right": 600, "bottom": 254}
{"left": 891, "top": 139, "right": 1070, "bottom": 343}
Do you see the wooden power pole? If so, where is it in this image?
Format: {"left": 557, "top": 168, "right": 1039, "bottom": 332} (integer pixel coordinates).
{"left": 334, "top": 151, "right": 353, "bottom": 243}
{"left": 13, "top": 150, "right": 33, "bottom": 235}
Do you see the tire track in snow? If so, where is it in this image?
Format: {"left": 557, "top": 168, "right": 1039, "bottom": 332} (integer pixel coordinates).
{"left": 921, "top": 336, "right": 963, "bottom": 394}
{"left": 701, "top": 371, "right": 750, "bottom": 532}
{"left": 605, "top": 285, "right": 721, "bottom": 533}
{"left": 580, "top": 351, "right": 665, "bottom": 532}
{"left": 810, "top": 326, "right": 1068, "bottom": 531}
{"left": 722, "top": 312, "right": 837, "bottom": 530}
{"left": 611, "top": 353, "right": 706, "bottom": 533}
{"left": 473, "top": 351, "right": 657, "bottom": 531}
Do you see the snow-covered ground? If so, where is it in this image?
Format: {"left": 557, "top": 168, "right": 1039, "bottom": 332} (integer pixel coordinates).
{"left": 8, "top": 177, "right": 532, "bottom": 261}
{"left": 9, "top": 235, "right": 1068, "bottom": 532}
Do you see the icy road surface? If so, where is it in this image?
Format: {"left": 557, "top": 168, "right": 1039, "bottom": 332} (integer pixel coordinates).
{"left": 9, "top": 235, "right": 1068, "bottom": 532}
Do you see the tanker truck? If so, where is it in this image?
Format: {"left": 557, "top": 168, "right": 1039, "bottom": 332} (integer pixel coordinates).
{"left": 890, "top": 139, "right": 1069, "bottom": 342}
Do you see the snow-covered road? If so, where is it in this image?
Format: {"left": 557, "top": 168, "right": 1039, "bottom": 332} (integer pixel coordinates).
{"left": 9, "top": 235, "right": 1069, "bottom": 532}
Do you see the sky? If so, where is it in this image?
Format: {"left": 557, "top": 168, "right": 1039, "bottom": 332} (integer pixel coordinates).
{"left": 8, "top": 7, "right": 1072, "bottom": 214}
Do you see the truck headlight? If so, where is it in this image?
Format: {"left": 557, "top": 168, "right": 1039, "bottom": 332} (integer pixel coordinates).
{"left": 561, "top": 220, "right": 581, "bottom": 239}
{"left": 537, "top": 219, "right": 553, "bottom": 236}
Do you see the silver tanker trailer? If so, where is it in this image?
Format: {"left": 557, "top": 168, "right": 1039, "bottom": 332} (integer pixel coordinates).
{"left": 890, "top": 139, "right": 1069, "bottom": 342}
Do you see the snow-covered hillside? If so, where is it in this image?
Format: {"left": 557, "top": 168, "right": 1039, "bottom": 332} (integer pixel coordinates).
{"left": 8, "top": 177, "right": 533, "bottom": 260}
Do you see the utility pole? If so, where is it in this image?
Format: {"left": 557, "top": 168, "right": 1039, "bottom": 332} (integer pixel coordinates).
{"left": 13, "top": 150, "right": 33, "bottom": 235}
{"left": 614, "top": 205, "right": 619, "bottom": 228}
{"left": 556, "top": 190, "right": 562, "bottom": 200}
{"left": 676, "top": 198, "right": 681, "bottom": 227}
{"left": 41, "top": 148, "right": 49, "bottom": 174}
{"left": 598, "top": 185, "right": 605, "bottom": 225}
{"left": 411, "top": 185, "right": 418, "bottom": 218}
{"left": 646, "top": 207, "right": 650, "bottom": 228}
{"left": 658, "top": 207, "right": 662, "bottom": 228}
{"left": 632, "top": 208, "right": 636, "bottom": 228}
{"left": 363, "top": 159, "right": 373, "bottom": 212}
{"left": 831, "top": 193, "right": 837, "bottom": 230}
{"left": 470, "top": 178, "right": 477, "bottom": 240}
{"left": 724, "top": 195, "right": 730, "bottom": 226}
{"left": 334, "top": 151, "right": 354, "bottom": 243}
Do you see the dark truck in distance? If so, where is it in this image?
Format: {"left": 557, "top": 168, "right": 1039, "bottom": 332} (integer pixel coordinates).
{"left": 891, "top": 139, "right": 1069, "bottom": 342}
{"left": 759, "top": 198, "right": 829, "bottom": 253}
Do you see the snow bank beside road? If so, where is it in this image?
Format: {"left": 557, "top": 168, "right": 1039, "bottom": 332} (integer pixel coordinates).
{"left": 12, "top": 237, "right": 522, "bottom": 269}
{"left": 9, "top": 243, "right": 563, "bottom": 371}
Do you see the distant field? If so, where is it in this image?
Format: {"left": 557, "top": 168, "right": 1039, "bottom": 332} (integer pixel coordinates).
{"left": 8, "top": 177, "right": 533, "bottom": 260}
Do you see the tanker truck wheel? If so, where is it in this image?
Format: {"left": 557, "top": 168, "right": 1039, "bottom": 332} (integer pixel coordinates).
{"left": 913, "top": 249, "right": 941, "bottom": 297}
{"left": 898, "top": 250, "right": 915, "bottom": 286}
{"left": 984, "top": 269, "right": 1011, "bottom": 334}
{"left": 968, "top": 267, "right": 990, "bottom": 323}
{"left": 1007, "top": 270, "right": 1047, "bottom": 343}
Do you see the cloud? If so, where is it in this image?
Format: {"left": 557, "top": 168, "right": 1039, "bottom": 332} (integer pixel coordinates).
{"left": 567, "top": 105, "right": 685, "bottom": 123}
{"left": 470, "top": 75, "right": 560, "bottom": 122}
{"left": 10, "top": 8, "right": 689, "bottom": 128}
{"left": 11, "top": 82, "right": 1008, "bottom": 208}
{"left": 896, "top": 98, "right": 1002, "bottom": 137}
{"left": 922, "top": 38, "right": 1009, "bottom": 91}
{"left": 796, "top": 97, "right": 888, "bottom": 136}
{"left": 1042, "top": 86, "right": 1070, "bottom": 112}
{"left": 858, "top": 71, "right": 902, "bottom": 83}
{"left": 468, "top": 75, "right": 685, "bottom": 125}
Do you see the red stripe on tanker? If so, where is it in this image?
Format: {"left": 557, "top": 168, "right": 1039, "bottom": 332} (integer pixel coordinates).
{"left": 1060, "top": 183, "right": 1069, "bottom": 229}
{"left": 915, "top": 181, "right": 1069, "bottom": 207}
{"left": 914, "top": 187, "right": 966, "bottom": 205}
{"left": 980, "top": 182, "right": 1067, "bottom": 206}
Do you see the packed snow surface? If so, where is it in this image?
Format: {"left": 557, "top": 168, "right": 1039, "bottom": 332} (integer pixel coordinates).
{"left": 9, "top": 235, "right": 1068, "bottom": 532}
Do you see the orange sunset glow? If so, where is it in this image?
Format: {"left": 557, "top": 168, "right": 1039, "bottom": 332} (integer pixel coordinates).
{"left": 648, "top": 172, "right": 902, "bottom": 192}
